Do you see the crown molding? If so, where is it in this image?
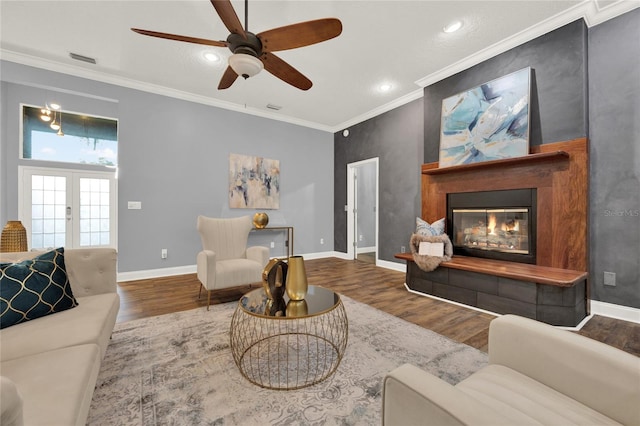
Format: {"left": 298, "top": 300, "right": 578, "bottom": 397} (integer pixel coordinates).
{"left": 330, "top": 88, "right": 424, "bottom": 134}
{"left": 0, "top": 49, "right": 334, "bottom": 133}
{"left": 415, "top": 0, "right": 639, "bottom": 89}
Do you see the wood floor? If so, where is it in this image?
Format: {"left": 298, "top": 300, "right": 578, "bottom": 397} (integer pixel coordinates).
{"left": 117, "top": 257, "right": 640, "bottom": 356}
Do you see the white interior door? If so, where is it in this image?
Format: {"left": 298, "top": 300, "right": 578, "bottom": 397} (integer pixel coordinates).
{"left": 347, "top": 158, "right": 379, "bottom": 262}
{"left": 19, "top": 166, "right": 117, "bottom": 250}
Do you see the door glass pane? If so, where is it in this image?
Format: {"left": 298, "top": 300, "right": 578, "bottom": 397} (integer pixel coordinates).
{"left": 78, "top": 178, "right": 110, "bottom": 247}
{"left": 30, "top": 175, "right": 66, "bottom": 250}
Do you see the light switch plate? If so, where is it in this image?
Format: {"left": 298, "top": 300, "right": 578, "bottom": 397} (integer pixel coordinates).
{"left": 128, "top": 201, "right": 142, "bottom": 210}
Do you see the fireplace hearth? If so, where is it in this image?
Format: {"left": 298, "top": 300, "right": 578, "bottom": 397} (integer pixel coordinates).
{"left": 447, "top": 189, "right": 537, "bottom": 264}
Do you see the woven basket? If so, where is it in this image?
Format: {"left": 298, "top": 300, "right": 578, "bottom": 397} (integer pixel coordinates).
{"left": 1, "top": 221, "right": 28, "bottom": 252}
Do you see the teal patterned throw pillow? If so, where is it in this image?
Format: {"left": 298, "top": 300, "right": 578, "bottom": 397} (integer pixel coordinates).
{"left": 0, "top": 247, "right": 78, "bottom": 329}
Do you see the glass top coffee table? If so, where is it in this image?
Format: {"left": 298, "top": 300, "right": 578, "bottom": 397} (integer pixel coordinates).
{"left": 230, "top": 285, "right": 348, "bottom": 390}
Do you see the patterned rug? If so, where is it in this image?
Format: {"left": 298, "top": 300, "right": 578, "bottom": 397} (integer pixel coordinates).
{"left": 88, "top": 296, "right": 488, "bottom": 425}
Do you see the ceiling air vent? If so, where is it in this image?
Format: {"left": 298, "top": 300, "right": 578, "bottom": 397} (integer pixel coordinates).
{"left": 266, "top": 104, "right": 282, "bottom": 111}
{"left": 69, "top": 52, "right": 97, "bottom": 64}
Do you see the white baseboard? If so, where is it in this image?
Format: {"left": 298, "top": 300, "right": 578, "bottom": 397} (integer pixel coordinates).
{"left": 590, "top": 300, "right": 640, "bottom": 324}
{"left": 118, "top": 265, "right": 196, "bottom": 282}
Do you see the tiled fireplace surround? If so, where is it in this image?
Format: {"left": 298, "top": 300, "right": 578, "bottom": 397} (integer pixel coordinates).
{"left": 398, "top": 138, "right": 589, "bottom": 327}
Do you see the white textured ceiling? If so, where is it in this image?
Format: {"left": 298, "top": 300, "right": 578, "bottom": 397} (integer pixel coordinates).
{"left": 1, "top": 1, "right": 637, "bottom": 132}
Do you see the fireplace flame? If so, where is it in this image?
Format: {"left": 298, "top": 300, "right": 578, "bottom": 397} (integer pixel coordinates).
{"left": 488, "top": 214, "right": 497, "bottom": 235}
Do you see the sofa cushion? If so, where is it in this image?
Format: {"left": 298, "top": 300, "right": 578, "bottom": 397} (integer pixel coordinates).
{"left": 0, "top": 293, "right": 119, "bottom": 362}
{"left": 457, "top": 364, "right": 621, "bottom": 425}
{"left": 1, "top": 344, "right": 101, "bottom": 426}
{"left": 0, "top": 248, "right": 77, "bottom": 329}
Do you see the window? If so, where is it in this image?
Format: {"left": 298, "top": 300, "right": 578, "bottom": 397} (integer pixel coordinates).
{"left": 22, "top": 105, "right": 118, "bottom": 166}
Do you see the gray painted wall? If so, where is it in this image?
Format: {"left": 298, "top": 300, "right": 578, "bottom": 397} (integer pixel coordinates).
{"left": 424, "top": 19, "right": 588, "bottom": 163}
{"left": 334, "top": 99, "right": 424, "bottom": 262}
{"left": 588, "top": 9, "right": 640, "bottom": 309}
{"left": 1, "top": 61, "right": 334, "bottom": 273}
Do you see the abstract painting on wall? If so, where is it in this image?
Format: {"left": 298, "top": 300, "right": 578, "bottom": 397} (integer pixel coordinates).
{"left": 229, "top": 153, "right": 280, "bottom": 209}
{"left": 439, "top": 67, "right": 531, "bottom": 168}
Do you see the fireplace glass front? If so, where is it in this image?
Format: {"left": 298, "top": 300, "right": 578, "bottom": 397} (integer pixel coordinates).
{"left": 447, "top": 189, "right": 536, "bottom": 264}
{"left": 452, "top": 208, "right": 530, "bottom": 254}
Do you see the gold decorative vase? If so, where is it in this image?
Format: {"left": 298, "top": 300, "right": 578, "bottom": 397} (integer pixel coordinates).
{"left": 253, "top": 212, "right": 269, "bottom": 229}
{"left": 285, "top": 255, "right": 308, "bottom": 301}
{"left": 1, "top": 221, "right": 28, "bottom": 252}
{"left": 286, "top": 299, "right": 308, "bottom": 317}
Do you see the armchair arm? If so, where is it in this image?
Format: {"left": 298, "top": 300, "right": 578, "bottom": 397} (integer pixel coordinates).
{"left": 489, "top": 315, "right": 640, "bottom": 425}
{"left": 383, "top": 364, "right": 510, "bottom": 426}
{"left": 246, "top": 245, "right": 270, "bottom": 268}
{"left": 196, "top": 250, "right": 217, "bottom": 290}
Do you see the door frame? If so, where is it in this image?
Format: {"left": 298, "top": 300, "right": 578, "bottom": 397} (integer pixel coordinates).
{"left": 346, "top": 158, "right": 379, "bottom": 262}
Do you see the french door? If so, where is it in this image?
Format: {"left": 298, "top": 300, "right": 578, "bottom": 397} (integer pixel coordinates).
{"left": 18, "top": 166, "right": 117, "bottom": 250}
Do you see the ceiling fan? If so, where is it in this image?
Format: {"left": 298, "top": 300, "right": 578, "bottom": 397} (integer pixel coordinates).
{"left": 131, "top": 0, "right": 342, "bottom": 91}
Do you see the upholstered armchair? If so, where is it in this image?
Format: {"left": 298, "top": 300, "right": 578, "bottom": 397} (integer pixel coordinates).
{"left": 196, "top": 215, "right": 270, "bottom": 309}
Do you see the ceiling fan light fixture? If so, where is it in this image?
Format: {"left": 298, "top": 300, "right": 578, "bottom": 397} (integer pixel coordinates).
{"left": 228, "top": 53, "right": 263, "bottom": 79}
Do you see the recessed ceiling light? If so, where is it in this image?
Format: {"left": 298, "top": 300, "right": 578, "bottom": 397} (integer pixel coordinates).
{"left": 203, "top": 52, "right": 220, "bottom": 62}
{"left": 379, "top": 83, "right": 392, "bottom": 92}
{"left": 443, "top": 20, "right": 463, "bottom": 33}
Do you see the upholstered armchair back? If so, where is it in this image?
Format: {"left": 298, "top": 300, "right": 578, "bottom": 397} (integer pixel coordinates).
{"left": 197, "top": 215, "right": 253, "bottom": 260}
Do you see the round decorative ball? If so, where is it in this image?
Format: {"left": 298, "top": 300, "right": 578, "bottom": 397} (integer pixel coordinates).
{"left": 253, "top": 212, "right": 269, "bottom": 229}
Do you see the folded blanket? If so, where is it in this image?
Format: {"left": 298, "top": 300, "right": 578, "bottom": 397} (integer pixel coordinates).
{"left": 410, "top": 233, "right": 453, "bottom": 272}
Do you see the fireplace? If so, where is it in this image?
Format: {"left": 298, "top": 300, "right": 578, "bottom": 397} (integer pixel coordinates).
{"left": 447, "top": 189, "right": 537, "bottom": 264}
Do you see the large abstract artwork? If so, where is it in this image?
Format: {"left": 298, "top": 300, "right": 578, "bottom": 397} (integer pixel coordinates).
{"left": 229, "top": 153, "right": 280, "bottom": 209}
{"left": 439, "top": 67, "right": 531, "bottom": 168}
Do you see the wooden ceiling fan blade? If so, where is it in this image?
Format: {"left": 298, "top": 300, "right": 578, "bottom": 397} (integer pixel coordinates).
{"left": 210, "top": 0, "right": 246, "bottom": 39}
{"left": 218, "top": 66, "right": 239, "bottom": 89}
{"left": 258, "top": 18, "right": 342, "bottom": 52}
{"left": 261, "top": 52, "right": 312, "bottom": 91}
{"left": 131, "top": 28, "right": 228, "bottom": 47}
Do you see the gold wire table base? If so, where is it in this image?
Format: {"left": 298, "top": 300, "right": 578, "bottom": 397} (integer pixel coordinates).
{"left": 230, "top": 297, "right": 348, "bottom": 390}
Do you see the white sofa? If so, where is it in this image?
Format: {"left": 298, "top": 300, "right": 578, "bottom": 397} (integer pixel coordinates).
{"left": 383, "top": 314, "right": 640, "bottom": 425}
{"left": 0, "top": 248, "right": 119, "bottom": 426}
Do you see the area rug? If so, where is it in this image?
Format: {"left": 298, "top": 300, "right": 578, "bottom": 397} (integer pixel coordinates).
{"left": 88, "top": 296, "right": 488, "bottom": 425}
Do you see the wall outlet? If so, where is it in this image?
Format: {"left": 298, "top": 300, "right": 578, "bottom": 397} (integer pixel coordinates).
{"left": 359, "top": 234, "right": 363, "bottom": 241}
{"left": 603, "top": 271, "right": 616, "bottom": 286}
{"left": 270, "top": 241, "right": 275, "bottom": 248}
{"left": 401, "top": 246, "right": 406, "bottom": 253}
{"left": 320, "top": 238, "right": 324, "bottom": 245}
{"left": 161, "top": 248, "right": 168, "bottom": 259}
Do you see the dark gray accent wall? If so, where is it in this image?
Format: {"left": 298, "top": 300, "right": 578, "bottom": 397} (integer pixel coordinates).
{"left": 588, "top": 9, "right": 640, "bottom": 309}
{"left": 334, "top": 99, "right": 423, "bottom": 262}
{"left": 424, "top": 20, "right": 588, "bottom": 162}
{"left": 1, "top": 61, "right": 334, "bottom": 273}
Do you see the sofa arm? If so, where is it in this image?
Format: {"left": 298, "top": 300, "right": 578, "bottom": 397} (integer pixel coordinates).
{"left": 489, "top": 314, "right": 640, "bottom": 425}
{"left": 246, "top": 245, "right": 269, "bottom": 268}
{"left": 0, "top": 376, "right": 23, "bottom": 426}
{"left": 383, "top": 364, "right": 510, "bottom": 425}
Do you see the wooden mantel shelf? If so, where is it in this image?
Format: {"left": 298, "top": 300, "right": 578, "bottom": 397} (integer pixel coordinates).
{"left": 394, "top": 253, "right": 587, "bottom": 287}
{"left": 422, "top": 151, "right": 569, "bottom": 175}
